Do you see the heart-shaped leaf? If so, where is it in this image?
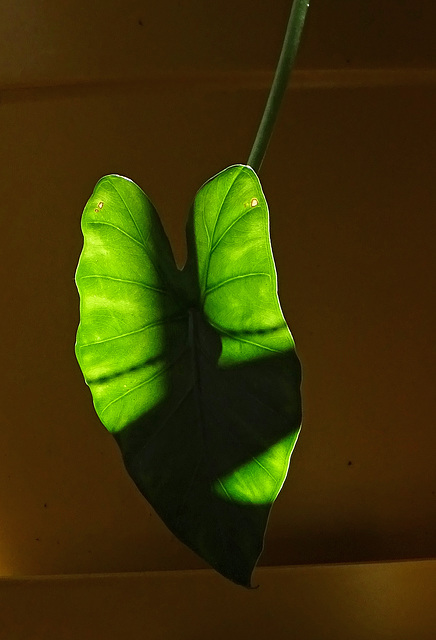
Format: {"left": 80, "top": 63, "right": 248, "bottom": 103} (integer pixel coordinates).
{"left": 75, "top": 165, "right": 301, "bottom": 586}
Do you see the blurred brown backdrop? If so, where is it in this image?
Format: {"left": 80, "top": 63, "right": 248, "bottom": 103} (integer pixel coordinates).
{"left": 0, "top": 0, "right": 435, "bottom": 581}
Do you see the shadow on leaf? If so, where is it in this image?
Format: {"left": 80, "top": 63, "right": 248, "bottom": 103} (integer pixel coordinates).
{"left": 114, "top": 308, "right": 301, "bottom": 587}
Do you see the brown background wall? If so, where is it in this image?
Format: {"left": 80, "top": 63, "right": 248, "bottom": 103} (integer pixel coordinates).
{"left": 0, "top": 1, "right": 435, "bottom": 637}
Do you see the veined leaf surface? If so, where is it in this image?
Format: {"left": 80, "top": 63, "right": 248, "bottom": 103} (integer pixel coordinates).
{"left": 76, "top": 165, "right": 301, "bottom": 586}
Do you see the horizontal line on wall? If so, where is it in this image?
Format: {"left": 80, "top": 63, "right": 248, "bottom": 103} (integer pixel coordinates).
{"left": 1, "top": 68, "right": 436, "bottom": 100}
{"left": 294, "top": 68, "right": 436, "bottom": 88}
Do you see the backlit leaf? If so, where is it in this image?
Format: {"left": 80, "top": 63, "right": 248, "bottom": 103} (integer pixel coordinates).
{"left": 75, "top": 165, "right": 301, "bottom": 586}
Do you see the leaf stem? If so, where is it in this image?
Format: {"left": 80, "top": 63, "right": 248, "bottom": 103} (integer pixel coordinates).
{"left": 247, "top": 0, "right": 310, "bottom": 172}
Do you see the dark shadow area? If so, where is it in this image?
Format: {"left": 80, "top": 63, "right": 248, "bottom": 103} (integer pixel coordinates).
{"left": 114, "top": 304, "right": 301, "bottom": 587}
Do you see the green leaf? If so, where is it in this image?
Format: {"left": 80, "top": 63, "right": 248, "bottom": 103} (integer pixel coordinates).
{"left": 75, "top": 165, "right": 301, "bottom": 586}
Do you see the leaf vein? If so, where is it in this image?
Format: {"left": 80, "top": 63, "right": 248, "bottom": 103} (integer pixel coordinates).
{"left": 217, "top": 478, "right": 234, "bottom": 502}
{"left": 78, "top": 274, "right": 167, "bottom": 294}
{"left": 252, "top": 456, "right": 277, "bottom": 482}
{"left": 210, "top": 205, "right": 259, "bottom": 255}
{"left": 100, "top": 347, "right": 189, "bottom": 416}
{"left": 201, "top": 169, "right": 241, "bottom": 299}
{"left": 87, "top": 221, "right": 143, "bottom": 248}
{"left": 106, "top": 178, "right": 177, "bottom": 293}
{"left": 80, "top": 314, "right": 186, "bottom": 348}
{"left": 204, "top": 272, "right": 270, "bottom": 297}
{"left": 108, "top": 178, "right": 147, "bottom": 247}
{"left": 207, "top": 321, "right": 283, "bottom": 354}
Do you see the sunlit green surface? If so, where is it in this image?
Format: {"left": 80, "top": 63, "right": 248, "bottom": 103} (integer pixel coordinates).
{"left": 76, "top": 165, "right": 301, "bottom": 586}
